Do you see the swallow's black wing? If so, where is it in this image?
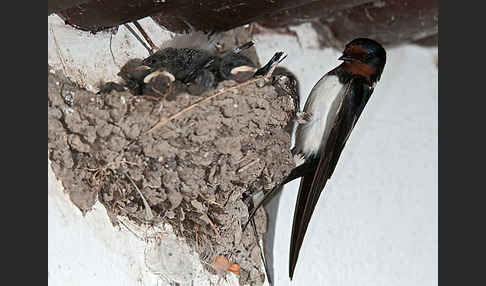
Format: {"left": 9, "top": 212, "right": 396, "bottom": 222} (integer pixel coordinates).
{"left": 289, "top": 78, "right": 374, "bottom": 279}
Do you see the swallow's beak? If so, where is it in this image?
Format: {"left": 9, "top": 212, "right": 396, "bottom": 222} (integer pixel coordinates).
{"left": 339, "top": 54, "right": 366, "bottom": 65}
{"left": 338, "top": 54, "right": 355, "bottom": 61}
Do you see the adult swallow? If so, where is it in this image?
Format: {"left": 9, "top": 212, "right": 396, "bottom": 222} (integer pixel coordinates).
{"left": 244, "top": 38, "right": 386, "bottom": 280}
{"left": 288, "top": 37, "right": 386, "bottom": 279}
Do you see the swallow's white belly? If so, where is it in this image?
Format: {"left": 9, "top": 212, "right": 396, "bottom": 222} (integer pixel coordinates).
{"left": 295, "top": 74, "right": 346, "bottom": 157}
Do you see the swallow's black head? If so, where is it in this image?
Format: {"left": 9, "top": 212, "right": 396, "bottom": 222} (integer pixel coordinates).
{"left": 339, "top": 38, "right": 386, "bottom": 83}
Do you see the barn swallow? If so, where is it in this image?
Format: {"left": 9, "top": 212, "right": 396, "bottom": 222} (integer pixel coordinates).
{"left": 288, "top": 38, "right": 386, "bottom": 279}
{"left": 244, "top": 38, "right": 386, "bottom": 280}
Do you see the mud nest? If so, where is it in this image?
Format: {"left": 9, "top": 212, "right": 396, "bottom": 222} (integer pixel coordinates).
{"left": 48, "top": 64, "right": 297, "bottom": 285}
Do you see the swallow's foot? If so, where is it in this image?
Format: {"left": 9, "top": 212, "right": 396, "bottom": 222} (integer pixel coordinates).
{"left": 293, "top": 153, "right": 306, "bottom": 165}
{"left": 273, "top": 74, "right": 297, "bottom": 95}
{"left": 295, "top": 112, "right": 311, "bottom": 124}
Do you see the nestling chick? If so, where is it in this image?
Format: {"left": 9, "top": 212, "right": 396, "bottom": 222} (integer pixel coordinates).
{"left": 98, "top": 32, "right": 284, "bottom": 101}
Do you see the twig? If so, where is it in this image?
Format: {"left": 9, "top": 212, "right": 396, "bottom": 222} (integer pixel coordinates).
{"left": 133, "top": 20, "right": 157, "bottom": 54}
{"left": 223, "top": 189, "right": 235, "bottom": 208}
{"left": 205, "top": 214, "right": 221, "bottom": 238}
{"left": 124, "top": 23, "right": 152, "bottom": 56}
{"left": 199, "top": 193, "right": 223, "bottom": 207}
{"left": 50, "top": 24, "right": 68, "bottom": 77}
{"left": 125, "top": 171, "right": 154, "bottom": 221}
{"left": 237, "top": 158, "right": 260, "bottom": 173}
{"left": 109, "top": 32, "right": 119, "bottom": 68}
{"left": 236, "top": 154, "right": 250, "bottom": 164}
{"left": 145, "top": 68, "right": 278, "bottom": 134}
{"left": 195, "top": 225, "right": 200, "bottom": 252}
{"left": 117, "top": 216, "right": 145, "bottom": 241}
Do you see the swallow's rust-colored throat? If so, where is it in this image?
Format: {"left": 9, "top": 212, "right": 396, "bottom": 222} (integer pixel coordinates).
{"left": 341, "top": 60, "right": 375, "bottom": 78}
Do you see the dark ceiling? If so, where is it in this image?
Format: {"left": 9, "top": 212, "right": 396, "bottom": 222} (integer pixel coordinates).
{"left": 49, "top": 0, "right": 437, "bottom": 48}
